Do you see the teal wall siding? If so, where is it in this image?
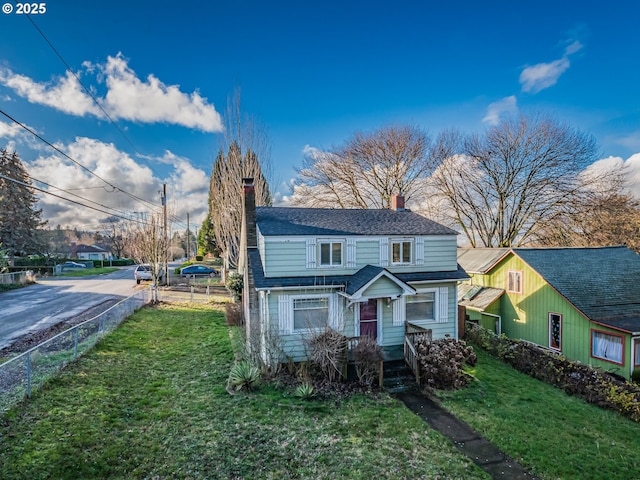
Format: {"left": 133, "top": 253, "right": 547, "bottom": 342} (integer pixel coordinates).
{"left": 263, "top": 283, "right": 458, "bottom": 361}
{"left": 408, "top": 284, "right": 457, "bottom": 340}
{"left": 474, "top": 253, "right": 633, "bottom": 379}
{"left": 265, "top": 288, "right": 356, "bottom": 363}
{"left": 262, "top": 235, "right": 458, "bottom": 278}
{"left": 362, "top": 277, "right": 404, "bottom": 298}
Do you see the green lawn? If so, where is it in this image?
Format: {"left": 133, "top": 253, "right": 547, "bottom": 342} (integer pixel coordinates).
{"left": 59, "top": 267, "right": 120, "bottom": 277}
{"left": 0, "top": 304, "right": 486, "bottom": 480}
{"left": 436, "top": 348, "right": 640, "bottom": 480}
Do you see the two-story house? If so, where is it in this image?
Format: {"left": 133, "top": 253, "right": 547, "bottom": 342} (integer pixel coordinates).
{"left": 239, "top": 178, "right": 468, "bottom": 364}
{"left": 457, "top": 246, "right": 640, "bottom": 380}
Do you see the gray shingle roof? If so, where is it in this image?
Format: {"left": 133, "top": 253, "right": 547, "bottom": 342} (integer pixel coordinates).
{"left": 457, "top": 248, "right": 510, "bottom": 274}
{"left": 512, "top": 247, "right": 640, "bottom": 327}
{"left": 457, "top": 284, "right": 505, "bottom": 311}
{"left": 256, "top": 207, "right": 458, "bottom": 236}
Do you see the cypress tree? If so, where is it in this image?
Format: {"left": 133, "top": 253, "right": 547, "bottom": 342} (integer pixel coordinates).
{"left": 0, "top": 149, "right": 45, "bottom": 257}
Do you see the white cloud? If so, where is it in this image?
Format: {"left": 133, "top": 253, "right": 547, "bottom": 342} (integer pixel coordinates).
{"left": 0, "top": 119, "right": 24, "bottom": 139}
{"left": 483, "top": 95, "right": 518, "bottom": 125}
{"left": 0, "top": 68, "right": 101, "bottom": 117}
{"left": 519, "top": 40, "right": 583, "bottom": 94}
{"left": 584, "top": 154, "right": 640, "bottom": 200}
{"left": 101, "top": 54, "right": 222, "bottom": 132}
{"left": 0, "top": 53, "right": 223, "bottom": 132}
{"left": 26, "top": 138, "right": 208, "bottom": 228}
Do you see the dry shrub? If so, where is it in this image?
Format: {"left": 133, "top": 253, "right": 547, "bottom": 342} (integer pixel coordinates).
{"left": 416, "top": 337, "right": 477, "bottom": 390}
{"left": 225, "top": 302, "right": 243, "bottom": 326}
{"left": 353, "top": 336, "right": 383, "bottom": 385}
{"left": 305, "top": 328, "right": 347, "bottom": 383}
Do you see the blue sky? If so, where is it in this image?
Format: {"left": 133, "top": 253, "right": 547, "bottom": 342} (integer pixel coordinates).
{"left": 1, "top": 0, "right": 639, "bottom": 230}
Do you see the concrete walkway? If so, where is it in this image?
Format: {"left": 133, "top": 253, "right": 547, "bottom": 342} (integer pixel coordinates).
{"left": 394, "top": 390, "right": 538, "bottom": 480}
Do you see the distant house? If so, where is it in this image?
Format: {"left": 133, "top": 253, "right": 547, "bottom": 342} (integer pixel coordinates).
{"left": 238, "top": 178, "right": 468, "bottom": 365}
{"left": 70, "top": 243, "right": 111, "bottom": 261}
{"left": 457, "top": 246, "right": 640, "bottom": 379}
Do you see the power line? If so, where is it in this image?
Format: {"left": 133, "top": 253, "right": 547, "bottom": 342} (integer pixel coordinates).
{"left": 0, "top": 108, "right": 162, "bottom": 213}
{"left": 0, "top": 173, "right": 152, "bottom": 225}
{"left": 21, "top": 11, "right": 164, "bottom": 180}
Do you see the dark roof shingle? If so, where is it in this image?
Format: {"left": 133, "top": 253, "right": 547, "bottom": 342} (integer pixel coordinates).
{"left": 256, "top": 207, "right": 458, "bottom": 236}
{"left": 513, "top": 246, "right": 640, "bottom": 325}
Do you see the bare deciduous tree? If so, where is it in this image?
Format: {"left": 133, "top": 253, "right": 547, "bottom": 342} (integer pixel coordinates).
{"left": 430, "top": 114, "right": 602, "bottom": 247}
{"left": 100, "top": 216, "right": 129, "bottom": 259}
{"left": 128, "top": 212, "right": 170, "bottom": 302}
{"left": 290, "top": 125, "right": 438, "bottom": 209}
{"left": 534, "top": 189, "right": 640, "bottom": 252}
{"left": 208, "top": 90, "right": 272, "bottom": 270}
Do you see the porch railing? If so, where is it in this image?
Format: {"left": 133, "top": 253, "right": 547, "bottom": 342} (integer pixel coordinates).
{"left": 403, "top": 322, "right": 432, "bottom": 385}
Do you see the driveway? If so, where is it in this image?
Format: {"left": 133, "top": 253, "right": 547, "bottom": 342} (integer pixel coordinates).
{"left": 0, "top": 266, "right": 141, "bottom": 350}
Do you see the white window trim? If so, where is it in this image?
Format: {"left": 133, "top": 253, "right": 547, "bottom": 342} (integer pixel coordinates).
{"left": 390, "top": 238, "right": 414, "bottom": 265}
{"left": 405, "top": 289, "right": 437, "bottom": 323}
{"left": 279, "top": 293, "right": 338, "bottom": 334}
{"left": 507, "top": 270, "right": 523, "bottom": 294}
{"left": 318, "top": 239, "right": 345, "bottom": 268}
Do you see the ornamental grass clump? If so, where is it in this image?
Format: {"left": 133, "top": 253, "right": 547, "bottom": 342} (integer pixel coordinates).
{"left": 228, "top": 361, "right": 260, "bottom": 392}
{"left": 416, "top": 337, "right": 477, "bottom": 390}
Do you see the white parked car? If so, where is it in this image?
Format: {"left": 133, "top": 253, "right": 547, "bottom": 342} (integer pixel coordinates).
{"left": 134, "top": 264, "right": 164, "bottom": 284}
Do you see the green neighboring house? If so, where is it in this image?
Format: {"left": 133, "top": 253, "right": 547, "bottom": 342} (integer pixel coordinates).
{"left": 238, "top": 178, "right": 468, "bottom": 364}
{"left": 457, "top": 246, "right": 640, "bottom": 380}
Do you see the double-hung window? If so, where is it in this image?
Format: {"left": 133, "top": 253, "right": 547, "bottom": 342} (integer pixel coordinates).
{"left": 391, "top": 240, "right": 413, "bottom": 265}
{"left": 591, "top": 330, "right": 624, "bottom": 365}
{"left": 319, "top": 241, "right": 343, "bottom": 267}
{"left": 293, "top": 297, "right": 329, "bottom": 331}
{"left": 406, "top": 292, "right": 436, "bottom": 322}
{"left": 507, "top": 270, "right": 523, "bottom": 294}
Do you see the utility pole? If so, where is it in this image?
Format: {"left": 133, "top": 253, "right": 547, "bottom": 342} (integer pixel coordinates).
{"left": 186, "top": 212, "right": 190, "bottom": 260}
{"left": 162, "top": 183, "right": 168, "bottom": 286}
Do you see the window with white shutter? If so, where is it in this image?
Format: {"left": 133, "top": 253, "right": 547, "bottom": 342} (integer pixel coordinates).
{"left": 278, "top": 294, "right": 292, "bottom": 334}
{"left": 346, "top": 238, "right": 357, "bottom": 268}
{"left": 306, "top": 238, "right": 317, "bottom": 269}
{"left": 379, "top": 238, "right": 389, "bottom": 266}
{"left": 438, "top": 287, "right": 449, "bottom": 323}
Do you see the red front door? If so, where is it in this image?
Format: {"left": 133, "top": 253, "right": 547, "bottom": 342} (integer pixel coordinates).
{"left": 360, "top": 299, "right": 378, "bottom": 340}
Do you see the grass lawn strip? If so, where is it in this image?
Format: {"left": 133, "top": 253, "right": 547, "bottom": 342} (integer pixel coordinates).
{"left": 437, "top": 348, "right": 640, "bottom": 480}
{"left": 58, "top": 267, "right": 120, "bottom": 277}
{"left": 0, "top": 304, "right": 487, "bottom": 479}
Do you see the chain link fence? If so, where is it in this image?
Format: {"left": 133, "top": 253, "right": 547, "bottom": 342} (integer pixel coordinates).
{"left": 0, "top": 290, "right": 152, "bottom": 415}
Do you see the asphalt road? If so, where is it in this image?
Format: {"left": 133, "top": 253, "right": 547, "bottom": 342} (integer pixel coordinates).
{"left": 0, "top": 266, "right": 142, "bottom": 350}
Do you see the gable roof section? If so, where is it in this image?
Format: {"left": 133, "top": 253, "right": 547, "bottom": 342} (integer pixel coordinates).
{"left": 256, "top": 207, "right": 458, "bottom": 236}
{"left": 344, "top": 265, "right": 416, "bottom": 299}
{"left": 512, "top": 246, "right": 640, "bottom": 331}
{"left": 457, "top": 248, "right": 510, "bottom": 274}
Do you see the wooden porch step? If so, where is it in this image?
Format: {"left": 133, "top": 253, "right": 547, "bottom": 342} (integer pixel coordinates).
{"left": 383, "top": 360, "right": 417, "bottom": 393}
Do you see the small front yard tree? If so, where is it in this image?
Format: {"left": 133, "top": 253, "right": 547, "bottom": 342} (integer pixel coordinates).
{"left": 128, "top": 212, "right": 169, "bottom": 302}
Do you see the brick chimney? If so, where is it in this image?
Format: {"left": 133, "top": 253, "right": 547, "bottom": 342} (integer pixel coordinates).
{"left": 391, "top": 194, "right": 405, "bottom": 211}
{"left": 237, "top": 178, "right": 256, "bottom": 275}
{"left": 242, "top": 177, "right": 257, "bottom": 248}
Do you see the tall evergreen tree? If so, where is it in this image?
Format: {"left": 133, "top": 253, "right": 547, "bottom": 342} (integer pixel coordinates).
{"left": 0, "top": 149, "right": 45, "bottom": 257}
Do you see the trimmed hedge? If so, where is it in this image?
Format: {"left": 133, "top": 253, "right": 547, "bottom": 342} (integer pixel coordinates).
{"left": 465, "top": 322, "right": 640, "bottom": 422}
